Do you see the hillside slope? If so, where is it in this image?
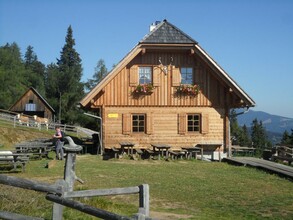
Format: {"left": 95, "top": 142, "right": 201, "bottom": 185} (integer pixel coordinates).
{"left": 0, "top": 125, "right": 52, "bottom": 149}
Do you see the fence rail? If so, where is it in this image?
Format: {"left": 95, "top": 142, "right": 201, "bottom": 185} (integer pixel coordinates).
{"left": 0, "top": 109, "right": 95, "bottom": 138}
{"left": 0, "top": 137, "right": 152, "bottom": 220}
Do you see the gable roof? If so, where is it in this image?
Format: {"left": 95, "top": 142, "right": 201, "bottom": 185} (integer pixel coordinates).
{"left": 9, "top": 87, "right": 55, "bottom": 113}
{"left": 80, "top": 20, "right": 255, "bottom": 108}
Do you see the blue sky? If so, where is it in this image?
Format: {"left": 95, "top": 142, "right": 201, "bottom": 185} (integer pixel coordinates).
{"left": 1, "top": 0, "right": 293, "bottom": 118}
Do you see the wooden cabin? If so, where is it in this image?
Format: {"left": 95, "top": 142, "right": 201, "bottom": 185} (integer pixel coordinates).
{"left": 80, "top": 20, "right": 255, "bottom": 159}
{"left": 9, "top": 87, "right": 55, "bottom": 121}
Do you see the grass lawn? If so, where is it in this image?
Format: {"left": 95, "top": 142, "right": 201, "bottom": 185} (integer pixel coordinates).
{"left": 0, "top": 154, "right": 292, "bottom": 220}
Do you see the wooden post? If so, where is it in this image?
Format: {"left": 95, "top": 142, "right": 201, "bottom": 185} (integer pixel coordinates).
{"left": 52, "top": 137, "right": 83, "bottom": 220}
{"left": 138, "top": 184, "right": 149, "bottom": 216}
{"left": 52, "top": 180, "right": 67, "bottom": 220}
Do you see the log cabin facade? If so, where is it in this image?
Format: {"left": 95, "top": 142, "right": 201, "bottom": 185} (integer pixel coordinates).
{"left": 9, "top": 87, "right": 55, "bottom": 121}
{"left": 80, "top": 20, "right": 255, "bottom": 158}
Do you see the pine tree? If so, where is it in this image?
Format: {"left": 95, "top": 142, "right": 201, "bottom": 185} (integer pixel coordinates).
{"left": 251, "top": 118, "right": 269, "bottom": 156}
{"left": 281, "top": 130, "right": 291, "bottom": 144}
{"left": 55, "top": 25, "right": 84, "bottom": 123}
{"left": 24, "top": 45, "right": 46, "bottom": 95}
{"left": 230, "top": 109, "right": 240, "bottom": 145}
{"left": 85, "top": 59, "right": 108, "bottom": 91}
{"left": 0, "top": 43, "right": 27, "bottom": 109}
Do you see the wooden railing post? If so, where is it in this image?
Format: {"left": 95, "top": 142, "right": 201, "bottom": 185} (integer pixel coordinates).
{"left": 138, "top": 184, "right": 149, "bottom": 216}
{"left": 52, "top": 137, "right": 83, "bottom": 219}
{"left": 52, "top": 180, "right": 67, "bottom": 220}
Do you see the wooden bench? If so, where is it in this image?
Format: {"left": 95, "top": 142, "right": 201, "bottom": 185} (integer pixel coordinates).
{"left": 169, "top": 149, "right": 187, "bottom": 160}
{"left": 135, "top": 148, "right": 144, "bottom": 159}
{"left": 231, "top": 146, "right": 255, "bottom": 157}
{"left": 111, "top": 147, "right": 120, "bottom": 159}
{"left": 0, "top": 151, "right": 30, "bottom": 172}
{"left": 141, "top": 149, "right": 156, "bottom": 159}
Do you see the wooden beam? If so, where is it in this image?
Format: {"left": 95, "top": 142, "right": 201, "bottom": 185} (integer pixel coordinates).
{"left": 46, "top": 194, "right": 132, "bottom": 220}
{"left": 0, "top": 211, "right": 44, "bottom": 220}
{"left": 64, "top": 186, "right": 140, "bottom": 198}
{"left": 0, "top": 174, "right": 63, "bottom": 195}
{"left": 141, "top": 48, "right": 146, "bottom": 55}
{"left": 189, "top": 48, "right": 195, "bottom": 55}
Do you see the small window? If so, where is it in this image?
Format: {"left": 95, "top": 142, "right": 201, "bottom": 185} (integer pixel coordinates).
{"left": 180, "top": 67, "right": 193, "bottom": 84}
{"left": 139, "top": 67, "right": 152, "bottom": 84}
{"left": 132, "top": 114, "right": 145, "bottom": 133}
{"left": 187, "top": 114, "right": 200, "bottom": 132}
{"left": 25, "top": 103, "right": 36, "bottom": 111}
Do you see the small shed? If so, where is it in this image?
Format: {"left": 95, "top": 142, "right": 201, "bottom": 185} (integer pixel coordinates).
{"left": 9, "top": 87, "right": 55, "bottom": 121}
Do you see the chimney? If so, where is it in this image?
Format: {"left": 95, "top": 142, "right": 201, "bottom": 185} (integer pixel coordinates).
{"left": 149, "top": 21, "right": 160, "bottom": 32}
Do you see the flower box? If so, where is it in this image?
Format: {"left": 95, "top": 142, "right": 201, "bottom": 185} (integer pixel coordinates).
{"left": 133, "top": 83, "right": 154, "bottom": 94}
{"left": 176, "top": 84, "right": 200, "bottom": 96}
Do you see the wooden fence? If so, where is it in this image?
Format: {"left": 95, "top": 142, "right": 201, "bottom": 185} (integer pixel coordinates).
{"left": 0, "top": 109, "right": 95, "bottom": 138}
{"left": 0, "top": 137, "right": 152, "bottom": 220}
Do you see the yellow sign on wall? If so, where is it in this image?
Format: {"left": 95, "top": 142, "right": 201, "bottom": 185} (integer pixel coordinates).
{"left": 108, "top": 113, "right": 118, "bottom": 118}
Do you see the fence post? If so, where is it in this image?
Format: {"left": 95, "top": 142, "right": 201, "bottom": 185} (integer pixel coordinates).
{"left": 52, "top": 137, "right": 83, "bottom": 219}
{"left": 138, "top": 184, "right": 149, "bottom": 216}
{"left": 52, "top": 180, "right": 67, "bottom": 220}
{"left": 13, "top": 116, "right": 16, "bottom": 128}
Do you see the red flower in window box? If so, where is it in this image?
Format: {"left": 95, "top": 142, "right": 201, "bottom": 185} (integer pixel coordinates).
{"left": 133, "top": 83, "right": 154, "bottom": 94}
{"left": 176, "top": 84, "right": 200, "bottom": 96}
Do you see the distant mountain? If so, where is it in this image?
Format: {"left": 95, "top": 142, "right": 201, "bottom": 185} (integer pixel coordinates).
{"left": 237, "top": 110, "right": 293, "bottom": 144}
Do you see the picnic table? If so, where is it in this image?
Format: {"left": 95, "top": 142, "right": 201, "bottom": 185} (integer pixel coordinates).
{"left": 15, "top": 142, "right": 53, "bottom": 159}
{"left": 196, "top": 143, "right": 222, "bottom": 161}
{"left": 81, "top": 141, "right": 94, "bottom": 154}
{"left": 182, "top": 146, "right": 202, "bottom": 159}
{"left": 119, "top": 142, "right": 135, "bottom": 157}
{"left": 151, "top": 144, "right": 171, "bottom": 160}
{"left": 0, "top": 151, "right": 30, "bottom": 172}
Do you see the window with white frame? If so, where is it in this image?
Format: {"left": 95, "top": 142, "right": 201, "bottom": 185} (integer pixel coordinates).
{"left": 139, "top": 67, "right": 152, "bottom": 84}
{"left": 180, "top": 67, "right": 193, "bottom": 84}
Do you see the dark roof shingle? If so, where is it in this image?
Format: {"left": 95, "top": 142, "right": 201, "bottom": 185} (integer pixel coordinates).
{"left": 140, "top": 19, "right": 198, "bottom": 44}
